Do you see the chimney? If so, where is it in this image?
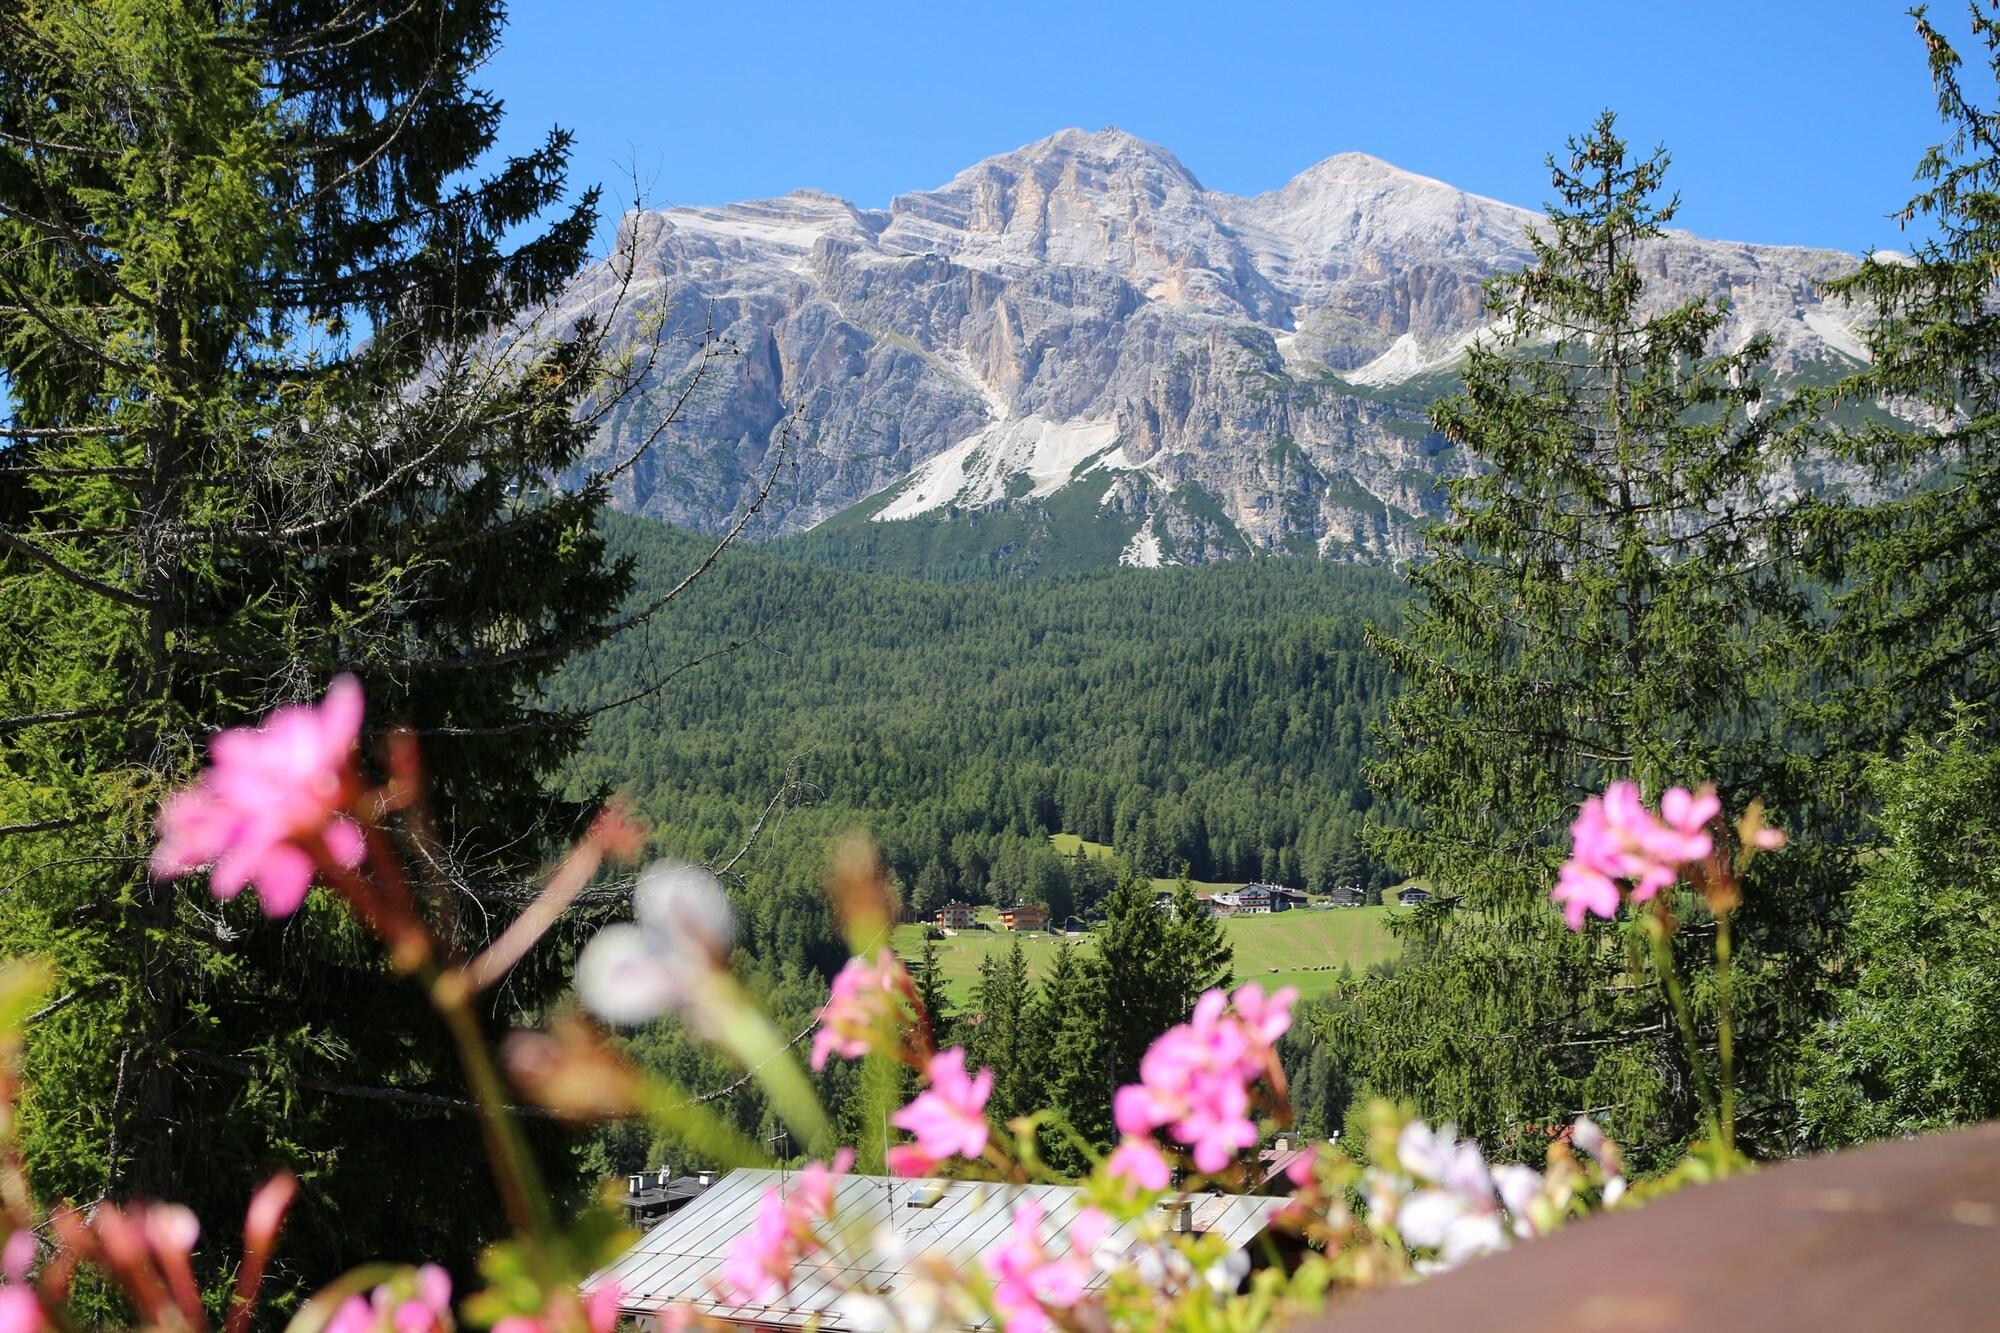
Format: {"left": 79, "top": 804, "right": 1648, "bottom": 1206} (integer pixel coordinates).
{"left": 1273, "top": 1135, "right": 1291, "bottom": 1154}
{"left": 696, "top": 1169, "right": 716, "bottom": 1188}
{"left": 626, "top": 1174, "right": 645, "bottom": 1196}
{"left": 1158, "top": 1200, "right": 1194, "bottom": 1235}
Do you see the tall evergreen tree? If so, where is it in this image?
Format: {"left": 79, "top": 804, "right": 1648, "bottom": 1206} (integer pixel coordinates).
{"left": 1806, "top": 7, "right": 2000, "bottom": 752}
{"left": 1034, "top": 942, "right": 1109, "bottom": 1173}
{"left": 0, "top": 0, "right": 735, "bottom": 1295}
{"left": 1164, "top": 874, "right": 1232, "bottom": 1002}
{"left": 914, "top": 934, "right": 953, "bottom": 1049}
{"left": 1350, "top": 114, "right": 1824, "bottom": 1164}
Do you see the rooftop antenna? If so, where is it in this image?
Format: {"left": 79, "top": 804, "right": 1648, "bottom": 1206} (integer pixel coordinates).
{"left": 767, "top": 1130, "right": 791, "bottom": 1189}
{"left": 883, "top": 1111, "right": 896, "bottom": 1221}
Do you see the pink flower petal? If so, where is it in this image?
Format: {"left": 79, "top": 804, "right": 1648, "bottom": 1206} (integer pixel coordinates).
{"left": 250, "top": 843, "right": 315, "bottom": 917}
{"left": 885, "top": 1144, "right": 938, "bottom": 1177}
{"left": 321, "top": 815, "right": 366, "bottom": 870}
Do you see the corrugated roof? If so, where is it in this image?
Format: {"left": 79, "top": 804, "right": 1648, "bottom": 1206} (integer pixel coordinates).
{"left": 590, "top": 1170, "right": 1276, "bottom": 1329}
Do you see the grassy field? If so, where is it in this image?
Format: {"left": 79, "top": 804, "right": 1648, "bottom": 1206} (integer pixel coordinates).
{"left": 892, "top": 903, "right": 1401, "bottom": 1005}
{"left": 1047, "top": 832, "right": 1245, "bottom": 897}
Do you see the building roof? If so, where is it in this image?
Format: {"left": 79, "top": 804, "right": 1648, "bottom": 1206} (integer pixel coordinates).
{"left": 1256, "top": 1148, "right": 1314, "bottom": 1191}
{"left": 619, "top": 1176, "right": 713, "bottom": 1213}
{"left": 591, "top": 1169, "right": 1277, "bottom": 1328}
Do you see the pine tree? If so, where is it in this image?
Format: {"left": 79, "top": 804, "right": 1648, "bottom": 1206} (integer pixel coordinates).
{"left": 1351, "top": 113, "right": 1824, "bottom": 1164}
{"left": 965, "top": 940, "right": 1037, "bottom": 1124}
{"left": 914, "top": 934, "right": 953, "bottom": 1049}
{"left": 1805, "top": 8, "right": 2000, "bottom": 751}
{"left": 0, "top": 0, "right": 735, "bottom": 1294}
{"left": 913, "top": 857, "right": 953, "bottom": 919}
{"left": 1164, "top": 874, "right": 1233, "bottom": 1003}
{"left": 1035, "top": 942, "right": 1109, "bottom": 1172}
{"left": 1091, "top": 874, "right": 1188, "bottom": 1089}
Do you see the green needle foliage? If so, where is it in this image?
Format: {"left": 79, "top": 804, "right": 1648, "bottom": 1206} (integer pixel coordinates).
{"left": 0, "top": 0, "right": 713, "bottom": 1303}
{"left": 1345, "top": 113, "right": 1828, "bottom": 1167}
{"left": 1797, "top": 713, "right": 2000, "bottom": 1145}
{"left": 1806, "top": 6, "right": 2000, "bottom": 754}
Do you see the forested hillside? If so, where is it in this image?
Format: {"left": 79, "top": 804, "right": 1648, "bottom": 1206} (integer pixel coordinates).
{"left": 550, "top": 515, "right": 1406, "bottom": 973}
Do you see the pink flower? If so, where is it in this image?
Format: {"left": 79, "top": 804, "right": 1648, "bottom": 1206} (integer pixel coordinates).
{"left": 719, "top": 1151, "right": 853, "bottom": 1305}
{"left": 811, "top": 949, "right": 906, "bottom": 1070}
{"left": 1106, "top": 1136, "right": 1172, "bottom": 1192}
{"left": 890, "top": 1048, "right": 992, "bottom": 1167}
{"left": 490, "top": 1284, "right": 619, "bottom": 1333}
{"left": 2, "top": 1233, "right": 33, "bottom": 1283}
{"left": 581, "top": 1285, "right": 622, "bottom": 1333}
{"left": 884, "top": 1144, "right": 939, "bottom": 1177}
{"left": 1174, "top": 1075, "right": 1260, "bottom": 1174}
{"left": 326, "top": 1266, "right": 451, "bottom": 1333}
{"left": 720, "top": 1190, "right": 793, "bottom": 1306}
{"left": 985, "top": 1201, "right": 1091, "bottom": 1333}
{"left": 1552, "top": 780, "right": 1717, "bottom": 930}
{"left": 1551, "top": 858, "right": 1622, "bottom": 930}
{"left": 1229, "top": 983, "right": 1298, "bottom": 1053}
{"left": 1111, "top": 986, "right": 1286, "bottom": 1177}
{"left": 151, "top": 676, "right": 367, "bottom": 916}
{"left": 0, "top": 1289, "right": 41, "bottom": 1333}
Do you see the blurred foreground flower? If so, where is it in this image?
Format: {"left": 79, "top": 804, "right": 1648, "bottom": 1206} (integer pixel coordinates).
{"left": 151, "top": 675, "right": 366, "bottom": 916}
{"left": 503, "top": 1017, "right": 641, "bottom": 1123}
{"left": 491, "top": 1283, "right": 622, "bottom": 1333}
{"left": 1364, "top": 1113, "right": 1627, "bottom": 1274}
{"left": 811, "top": 949, "right": 910, "bottom": 1070}
{"left": 1553, "top": 781, "right": 1717, "bottom": 928}
{"left": 574, "top": 861, "right": 734, "bottom": 1025}
{"left": 0, "top": 1229, "right": 41, "bottom": 1333}
{"left": 1114, "top": 983, "right": 1296, "bottom": 1174}
{"left": 720, "top": 1152, "right": 853, "bottom": 1305}
{"left": 985, "top": 1200, "right": 1093, "bottom": 1333}
{"left": 887, "top": 1048, "right": 993, "bottom": 1176}
{"left": 328, "top": 1265, "right": 453, "bottom": 1333}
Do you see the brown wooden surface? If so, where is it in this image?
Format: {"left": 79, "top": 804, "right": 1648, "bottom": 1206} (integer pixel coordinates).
{"left": 1294, "top": 1121, "right": 2000, "bottom": 1332}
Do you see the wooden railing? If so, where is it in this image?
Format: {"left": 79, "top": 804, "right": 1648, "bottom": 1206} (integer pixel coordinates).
{"left": 1295, "top": 1121, "right": 2000, "bottom": 1332}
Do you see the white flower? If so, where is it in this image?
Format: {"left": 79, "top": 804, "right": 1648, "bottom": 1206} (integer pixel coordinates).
{"left": 1492, "top": 1163, "right": 1544, "bottom": 1237}
{"left": 1202, "top": 1249, "right": 1250, "bottom": 1296}
{"left": 575, "top": 860, "right": 734, "bottom": 1026}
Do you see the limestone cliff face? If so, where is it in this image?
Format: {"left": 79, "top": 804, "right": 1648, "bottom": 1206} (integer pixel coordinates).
{"left": 550, "top": 128, "right": 1868, "bottom": 563}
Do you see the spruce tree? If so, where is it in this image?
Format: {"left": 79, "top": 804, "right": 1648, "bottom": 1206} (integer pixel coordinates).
{"left": 1350, "top": 113, "right": 1822, "bottom": 1164}
{"left": 0, "top": 0, "right": 731, "bottom": 1293}
{"left": 1806, "top": 8, "right": 2000, "bottom": 750}
{"left": 1090, "top": 874, "right": 1194, "bottom": 1089}
{"left": 1034, "top": 942, "right": 1110, "bottom": 1172}
{"left": 965, "top": 940, "right": 1036, "bottom": 1124}
{"left": 1165, "top": 874, "right": 1232, "bottom": 1001}
{"left": 914, "top": 934, "right": 953, "bottom": 1048}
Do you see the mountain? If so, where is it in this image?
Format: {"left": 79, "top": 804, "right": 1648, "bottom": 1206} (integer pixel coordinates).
{"left": 550, "top": 128, "right": 1867, "bottom": 568}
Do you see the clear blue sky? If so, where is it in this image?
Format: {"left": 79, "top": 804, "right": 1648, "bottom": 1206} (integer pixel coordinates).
{"left": 487, "top": 0, "right": 1946, "bottom": 257}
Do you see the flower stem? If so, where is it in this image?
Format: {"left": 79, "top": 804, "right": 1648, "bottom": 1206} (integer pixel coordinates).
{"left": 429, "top": 967, "right": 557, "bottom": 1248}
{"left": 315, "top": 843, "right": 556, "bottom": 1256}
{"left": 1714, "top": 909, "right": 1736, "bottom": 1154}
{"left": 1645, "top": 905, "right": 1719, "bottom": 1144}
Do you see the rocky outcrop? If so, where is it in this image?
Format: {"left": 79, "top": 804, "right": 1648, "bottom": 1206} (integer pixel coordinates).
{"left": 549, "top": 128, "right": 1867, "bottom": 561}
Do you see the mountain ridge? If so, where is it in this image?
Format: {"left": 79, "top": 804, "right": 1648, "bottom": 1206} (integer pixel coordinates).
{"left": 552, "top": 127, "right": 1867, "bottom": 568}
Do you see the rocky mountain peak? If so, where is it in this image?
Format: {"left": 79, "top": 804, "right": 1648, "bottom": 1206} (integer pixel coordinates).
{"left": 556, "top": 131, "right": 1874, "bottom": 569}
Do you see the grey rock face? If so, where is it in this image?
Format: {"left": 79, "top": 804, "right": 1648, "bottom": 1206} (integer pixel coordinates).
{"left": 550, "top": 128, "right": 1868, "bottom": 563}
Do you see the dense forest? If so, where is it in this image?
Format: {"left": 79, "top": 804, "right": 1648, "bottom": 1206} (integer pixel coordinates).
{"left": 549, "top": 517, "right": 1407, "bottom": 974}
